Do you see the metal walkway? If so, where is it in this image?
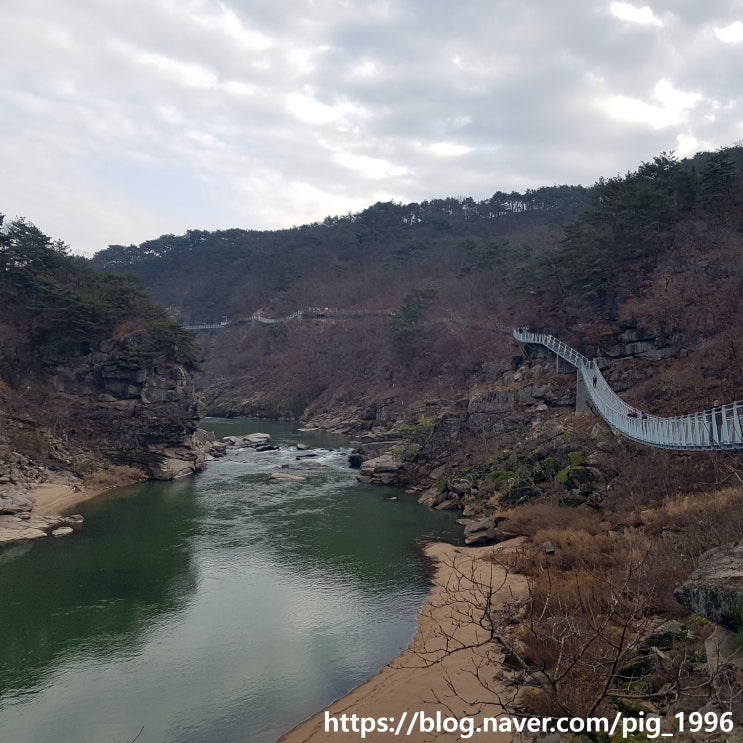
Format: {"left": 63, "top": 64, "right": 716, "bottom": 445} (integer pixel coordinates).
{"left": 513, "top": 328, "right": 743, "bottom": 451}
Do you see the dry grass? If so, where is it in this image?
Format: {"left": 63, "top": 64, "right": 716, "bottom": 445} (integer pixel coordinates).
{"left": 641, "top": 486, "right": 743, "bottom": 562}
{"left": 83, "top": 465, "right": 146, "bottom": 491}
{"left": 483, "top": 484, "right": 743, "bottom": 720}
{"left": 498, "top": 502, "right": 604, "bottom": 537}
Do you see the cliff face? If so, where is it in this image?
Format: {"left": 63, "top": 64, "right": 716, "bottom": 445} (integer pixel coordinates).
{"left": 0, "top": 213, "right": 208, "bottom": 491}
{"left": 0, "top": 350, "right": 209, "bottom": 546}
{"left": 45, "top": 340, "right": 207, "bottom": 479}
{"left": 1, "top": 340, "right": 208, "bottom": 486}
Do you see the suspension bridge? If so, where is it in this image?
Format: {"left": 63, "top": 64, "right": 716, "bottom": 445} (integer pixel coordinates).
{"left": 514, "top": 328, "right": 743, "bottom": 451}
{"left": 181, "top": 312, "right": 742, "bottom": 450}
{"left": 182, "top": 309, "right": 366, "bottom": 330}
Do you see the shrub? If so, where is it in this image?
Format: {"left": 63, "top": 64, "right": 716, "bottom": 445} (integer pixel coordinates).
{"left": 568, "top": 450, "right": 586, "bottom": 467}
{"left": 484, "top": 469, "right": 515, "bottom": 486}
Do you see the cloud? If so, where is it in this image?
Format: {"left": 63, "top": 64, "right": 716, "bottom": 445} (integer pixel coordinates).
{"left": 332, "top": 150, "right": 410, "bottom": 179}
{"left": 715, "top": 21, "right": 743, "bottom": 44}
{"left": 417, "top": 142, "right": 472, "bottom": 157}
{"left": 285, "top": 91, "right": 367, "bottom": 128}
{"left": 603, "top": 78, "right": 702, "bottom": 129}
{"left": 609, "top": 2, "right": 664, "bottom": 26}
{"left": 1, "top": 0, "right": 742, "bottom": 255}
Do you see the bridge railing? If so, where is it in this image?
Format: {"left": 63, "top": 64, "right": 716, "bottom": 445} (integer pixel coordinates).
{"left": 514, "top": 328, "right": 743, "bottom": 451}
{"left": 183, "top": 321, "right": 229, "bottom": 330}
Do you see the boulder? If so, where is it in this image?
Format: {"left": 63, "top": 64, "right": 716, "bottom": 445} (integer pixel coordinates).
{"left": 360, "top": 454, "right": 401, "bottom": 475}
{"left": 465, "top": 528, "right": 497, "bottom": 545}
{"left": 428, "top": 465, "right": 447, "bottom": 481}
{"left": 705, "top": 625, "right": 743, "bottom": 674}
{"left": 642, "top": 619, "right": 686, "bottom": 651}
{"left": 447, "top": 479, "right": 471, "bottom": 496}
{"left": 674, "top": 543, "right": 743, "bottom": 628}
{"left": 358, "top": 454, "right": 403, "bottom": 485}
{"left": 348, "top": 452, "right": 364, "bottom": 468}
{"left": 0, "top": 494, "right": 35, "bottom": 515}
{"left": 353, "top": 439, "right": 404, "bottom": 460}
{"left": 418, "top": 488, "right": 445, "bottom": 507}
{"left": 150, "top": 456, "right": 197, "bottom": 480}
{"left": 51, "top": 526, "right": 74, "bottom": 538}
{"left": 209, "top": 441, "right": 229, "bottom": 458}
{"left": 0, "top": 514, "right": 50, "bottom": 543}
{"left": 269, "top": 472, "right": 307, "bottom": 482}
{"left": 0, "top": 526, "right": 47, "bottom": 543}
{"left": 223, "top": 433, "right": 272, "bottom": 447}
{"left": 464, "top": 517, "right": 496, "bottom": 545}
{"left": 464, "top": 517, "right": 494, "bottom": 536}
{"left": 435, "top": 499, "right": 460, "bottom": 511}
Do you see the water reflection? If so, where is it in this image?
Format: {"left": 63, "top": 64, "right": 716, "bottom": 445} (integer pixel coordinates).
{"left": 194, "top": 441, "right": 456, "bottom": 590}
{"left": 0, "top": 420, "right": 459, "bottom": 743}
{"left": 0, "top": 478, "right": 199, "bottom": 696}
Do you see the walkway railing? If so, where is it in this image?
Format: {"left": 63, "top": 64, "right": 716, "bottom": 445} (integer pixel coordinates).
{"left": 182, "top": 321, "right": 229, "bottom": 330}
{"left": 513, "top": 328, "right": 743, "bottom": 451}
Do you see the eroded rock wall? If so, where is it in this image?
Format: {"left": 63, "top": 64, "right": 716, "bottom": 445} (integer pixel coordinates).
{"left": 44, "top": 342, "right": 207, "bottom": 479}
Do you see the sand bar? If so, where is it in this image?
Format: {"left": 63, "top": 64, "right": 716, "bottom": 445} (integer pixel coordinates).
{"left": 30, "top": 482, "right": 104, "bottom": 516}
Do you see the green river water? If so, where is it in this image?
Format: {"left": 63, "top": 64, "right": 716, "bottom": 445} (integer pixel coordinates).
{"left": 0, "top": 419, "right": 460, "bottom": 743}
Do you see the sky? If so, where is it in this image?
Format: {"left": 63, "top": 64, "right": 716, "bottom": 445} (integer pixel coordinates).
{"left": 2, "top": 1, "right": 743, "bottom": 257}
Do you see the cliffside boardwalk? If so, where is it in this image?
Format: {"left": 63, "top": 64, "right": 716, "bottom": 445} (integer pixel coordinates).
{"left": 182, "top": 309, "right": 390, "bottom": 330}
{"left": 513, "top": 328, "right": 743, "bottom": 451}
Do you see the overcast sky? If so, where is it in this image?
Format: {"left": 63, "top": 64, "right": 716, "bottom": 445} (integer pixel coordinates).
{"left": 2, "top": 0, "right": 743, "bottom": 256}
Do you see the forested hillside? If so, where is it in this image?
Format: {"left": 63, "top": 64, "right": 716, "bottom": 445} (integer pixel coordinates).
{"left": 91, "top": 146, "right": 743, "bottom": 423}
{"left": 92, "top": 184, "right": 589, "bottom": 323}
{"left": 0, "top": 215, "right": 206, "bottom": 483}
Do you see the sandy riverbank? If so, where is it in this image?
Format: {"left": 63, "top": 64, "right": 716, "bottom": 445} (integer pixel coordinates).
{"left": 29, "top": 481, "right": 107, "bottom": 516}
{"left": 279, "top": 540, "right": 527, "bottom": 743}
{"left": 0, "top": 468, "right": 146, "bottom": 545}
{"left": 0, "top": 482, "right": 102, "bottom": 545}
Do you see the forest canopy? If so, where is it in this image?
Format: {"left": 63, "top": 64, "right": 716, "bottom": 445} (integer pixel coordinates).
{"left": 0, "top": 214, "right": 200, "bottom": 370}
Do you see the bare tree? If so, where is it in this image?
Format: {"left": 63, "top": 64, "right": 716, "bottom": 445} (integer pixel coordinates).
{"left": 403, "top": 538, "right": 735, "bottom": 742}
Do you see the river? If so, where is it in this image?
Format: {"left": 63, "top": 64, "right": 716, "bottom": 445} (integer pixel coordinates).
{"left": 0, "top": 419, "right": 460, "bottom": 743}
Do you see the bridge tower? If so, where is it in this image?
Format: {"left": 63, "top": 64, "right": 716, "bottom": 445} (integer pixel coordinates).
{"left": 554, "top": 355, "right": 591, "bottom": 414}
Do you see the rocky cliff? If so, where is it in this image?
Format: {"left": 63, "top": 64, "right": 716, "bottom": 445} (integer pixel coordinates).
{"left": 0, "top": 214, "right": 211, "bottom": 530}
{"left": 0, "top": 342, "right": 212, "bottom": 545}
{"left": 44, "top": 339, "right": 208, "bottom": 479}
{"left": 1, "top": 342, "right": 208, "bottom": 486}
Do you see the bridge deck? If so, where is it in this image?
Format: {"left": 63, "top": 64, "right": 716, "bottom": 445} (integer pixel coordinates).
{"left": 514, "top": 328, "right": 743, "bottom": 451}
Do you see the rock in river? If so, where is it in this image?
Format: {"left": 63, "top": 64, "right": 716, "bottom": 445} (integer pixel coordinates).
{"left": 269, "top": 472, "right": 307, "bottom": 483}
{"left": 357, "top": 454, "right": 403, "bottom": 486}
